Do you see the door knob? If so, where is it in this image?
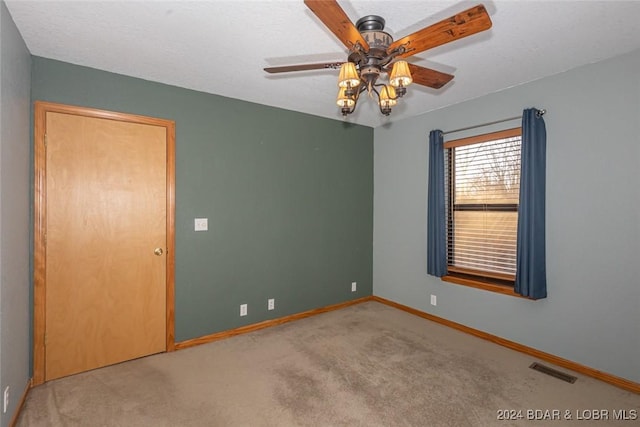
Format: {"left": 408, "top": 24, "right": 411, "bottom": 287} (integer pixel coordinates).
{"left": 154, "top": 248, "right": 164, "bottom": 256}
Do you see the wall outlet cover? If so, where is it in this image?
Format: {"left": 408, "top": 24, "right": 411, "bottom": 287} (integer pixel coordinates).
{"left": 240, "top": 303, "right": 247, "bottom": 316}
{"left": 194, "top": 218, "right": 208, "bottom": 231}
{"left": 351, "top": 282, "right": 357, "bottom": 292}
{"left": 268, "top": 298, "right": 275, "bottom": 310}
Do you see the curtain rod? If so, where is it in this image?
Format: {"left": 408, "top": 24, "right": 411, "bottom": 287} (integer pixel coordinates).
{"left": 442, "top": 109, "right": 546, "bottom": 136}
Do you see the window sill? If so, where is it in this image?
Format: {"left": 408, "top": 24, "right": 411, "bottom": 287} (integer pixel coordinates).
{"left": 441, "top": 274, "right": 531, "bottom": 300}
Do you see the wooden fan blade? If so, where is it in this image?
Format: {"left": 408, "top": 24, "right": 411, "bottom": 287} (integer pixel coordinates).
{"left": 406, "top": 64, "right": 454, "bottom": 89}
{"left": 304, "top": 0, "right": 370, "bottom": 51}
{"left": 388, "top": 4, "right": 492, "bottom": 59}
{"left": 264, "top": 62, "right": 344, "bottom": 73}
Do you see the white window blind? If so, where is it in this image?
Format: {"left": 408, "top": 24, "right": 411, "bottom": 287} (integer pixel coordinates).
{"left": 445, "top": 129, "right": 521, "bottom": 279}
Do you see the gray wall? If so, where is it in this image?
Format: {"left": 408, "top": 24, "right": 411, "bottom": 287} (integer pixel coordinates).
{"left": 374, "top": 49, "right": 640, "bottom": 383}
{"left": 0, "top": 2, "right": 31, "bottom": 426}
{"left": 31, "top": 57, "right": 373, "bottom": 342}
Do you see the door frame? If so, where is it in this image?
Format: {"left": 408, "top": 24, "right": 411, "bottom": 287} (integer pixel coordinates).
{"left": 33, "top": 101, "right": 176, "bottom": 385}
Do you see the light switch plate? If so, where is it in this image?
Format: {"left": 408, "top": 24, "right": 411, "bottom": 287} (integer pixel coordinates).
{"left": 194, "top": 218, "right": 208, "bottom": 231}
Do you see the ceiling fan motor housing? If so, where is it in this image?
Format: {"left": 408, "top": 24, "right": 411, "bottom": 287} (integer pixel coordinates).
{"left": 356, "top": 15, "right": 393, "bottom": 54}
{"left": 352, "top": 15, "right": 394, "bottom": 83}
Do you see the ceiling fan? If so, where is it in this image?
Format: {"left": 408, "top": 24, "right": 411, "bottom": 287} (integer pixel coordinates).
{"left": 264, "top": 0, "right": 492, "bottom": 116}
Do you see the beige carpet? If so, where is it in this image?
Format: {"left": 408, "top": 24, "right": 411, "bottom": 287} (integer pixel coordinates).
{"left": 17, "top": 302, "right": 639, "bottom": 426}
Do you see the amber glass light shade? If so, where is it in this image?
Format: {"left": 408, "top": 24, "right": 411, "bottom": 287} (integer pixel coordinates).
{"left": 379, "top": 85, "right": 397, "bottom": 108}
{"left": 336, "top": 87, "right": 356, "bottom": 108}
{"left": 389, "top": 61, "right": 412, "bottom": 87}
{"left": 338, "top": 62, "right": 360, "bottom": 88}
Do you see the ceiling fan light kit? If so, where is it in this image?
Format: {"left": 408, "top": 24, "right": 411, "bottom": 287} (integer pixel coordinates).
{"left": 265, "top": 0, "right": 492, "bottom": 118}
{"left": 336, "top": 59, "right": 411, "bottom": 116}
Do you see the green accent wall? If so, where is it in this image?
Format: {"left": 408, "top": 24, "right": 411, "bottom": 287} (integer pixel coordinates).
{"left": 31, "top": 57, "right": 373, "bottom": 342}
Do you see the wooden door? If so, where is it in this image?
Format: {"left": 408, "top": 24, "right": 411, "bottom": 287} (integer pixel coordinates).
{"left": 33, "top": 102, "right": 175, "bottom": 383}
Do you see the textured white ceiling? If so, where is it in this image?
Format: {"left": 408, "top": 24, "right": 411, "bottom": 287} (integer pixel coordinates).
{"left": 6, "top": 0, "right": 640, "bottom": 127}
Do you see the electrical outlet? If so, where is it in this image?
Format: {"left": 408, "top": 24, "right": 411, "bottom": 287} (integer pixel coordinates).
{"left": 430, "top": 295, "right": 437, "bottom": 306}
{"left": 240, "top": 304, "right": 247, "bottom": 316}
{"left": 3, "top": 386, "right": 8, "bottom": 414}
{"left": 268, "top": 298, "right": 275, "bottom": 310}
{"left": 351, "top": 282, "right": 357, "bottom": 292}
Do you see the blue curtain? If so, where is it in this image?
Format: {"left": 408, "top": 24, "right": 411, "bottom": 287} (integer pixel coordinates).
{"left": 515, "top": 108, "right": 547, "bottom": 299}
{"left": 427, "top": 130, "right": 447, "bottom": 277}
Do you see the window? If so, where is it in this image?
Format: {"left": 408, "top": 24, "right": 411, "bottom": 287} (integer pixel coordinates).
{"left": 444, "top": 128, "right": 521, "bottom": 287}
